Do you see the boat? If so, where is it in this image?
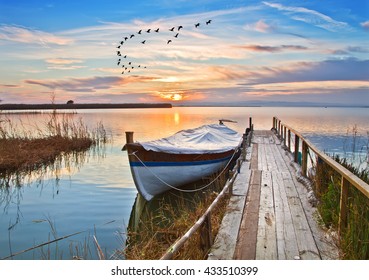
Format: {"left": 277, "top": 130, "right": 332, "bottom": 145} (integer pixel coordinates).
{"left": 123, "top": 122, "right": 242, "bottom": 201}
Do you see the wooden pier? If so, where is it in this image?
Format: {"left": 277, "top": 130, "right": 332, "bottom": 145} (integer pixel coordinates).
{"left": 208, "top": 129, "right": 338, "bottom": 260}
{"left": 161, "top": 117, "right": 369, "bottom": 260}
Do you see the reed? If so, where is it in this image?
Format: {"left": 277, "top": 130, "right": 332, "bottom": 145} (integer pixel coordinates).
{"left": 123, "top": 172, "right": 230, "bottom": 260}
{"left": 0, "top": 111, "right": 107, "bottom": 177}
{"left": 315, "top": 154, "right": 369, "bottom": 259}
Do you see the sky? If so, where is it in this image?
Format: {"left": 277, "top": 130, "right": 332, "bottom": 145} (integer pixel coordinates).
{"left": 0, "top": 0, "right": 368, "bottom": 106}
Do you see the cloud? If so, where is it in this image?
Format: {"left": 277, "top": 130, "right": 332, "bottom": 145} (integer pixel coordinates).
{"left": 0, "top": 24, "right": 72, "bottom": 45}
{"left": 46, "top": 58, "right": 83, "bottom": 65}
{"left": 237, "top": 44, "right": 308, "bottom": 52}
{"left": 254, "top": 20, "right": 273, "bottom": 33}
{"left": 45, "top": 58, "right": 86, "bottom": 70}
{"left": 262, "top": 1, "right": 349, "bottom": 32}
{"left": 240, "top": 58, "right": 369, "bottom": 85}
{"left": 361, "top": 20, "right": 369, "bottom": 31}
{"left": 0, "top": 84, "right": 20, "bottom": 88}
{"left": 24, "top": 75, "right": 155, "bottom": 92}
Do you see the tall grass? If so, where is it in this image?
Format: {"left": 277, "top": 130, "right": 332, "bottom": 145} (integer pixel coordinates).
{"left": 123, "top": 172, "right": 230, "bottom": 260}
{"left": 314, "top": 147, "right": 369, "bottom": 259}
{"left": 0, "top": 111, "right": 107, "bottom": 177}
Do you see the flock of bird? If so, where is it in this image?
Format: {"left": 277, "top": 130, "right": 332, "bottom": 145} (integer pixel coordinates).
{"left": 115, "top": 20, "right": 212, "bottom": 75}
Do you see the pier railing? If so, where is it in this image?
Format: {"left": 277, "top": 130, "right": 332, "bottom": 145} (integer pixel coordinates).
{"left": 160, "top": 120, "right": 253, "bottom": 260}
{"left": 273, "top": 117, "right": 369, "bottom": 243}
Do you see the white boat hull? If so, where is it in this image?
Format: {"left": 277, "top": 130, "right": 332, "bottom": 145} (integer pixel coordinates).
{"left": 130, "top": 157, "right": 230, "bottom": 201}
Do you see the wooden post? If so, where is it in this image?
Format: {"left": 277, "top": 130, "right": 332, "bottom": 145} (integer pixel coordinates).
{"left": 126, "top": 131, "right": 134, "bottom": 144}
{"left": 242, "top": 133, "right": 247, "bottom": 161}
{"left": 287, "top": 129, "right": 291, "bottom": 152}
{"left": 228, "top": 170, "right": 234, "bottom": 195}
{"left": 301, "top": 141, "right": 308, "bottom": 176}
{"left": 283, "top": 126, "right": 287, "bottom": 146}
{"left": 122, "top": 131, "right": 134, "bottom": 151}
{"left": 249, "top": 117, "right": 252, "bottom": 131}
{"left": 278, "top": 120, "right": 281, "bottom": 136}
{"left": 294, "top": 135, "right": 299, "bottom": 163}
{"left": 272, "top": 117, "right": 275, "bottom": 129}
{"left": 200, "top": 213, "right": 213, "bottom": 252}
{"left": 338, "top": 176, "right": 349, "bottom": 241}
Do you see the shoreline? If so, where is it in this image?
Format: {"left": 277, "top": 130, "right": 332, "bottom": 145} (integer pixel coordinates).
{"left": 0, "top": 103, "right": 172, "bottom": 110}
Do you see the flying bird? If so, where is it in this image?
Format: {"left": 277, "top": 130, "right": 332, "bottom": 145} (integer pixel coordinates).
{"left": 117, "top": 51, "right": 121, "bottom": 56}
{"left": 130, "top": 34, "right": 135, "bottom": 38}
{"left": 116, "top": 45, "right": 121, "bottom": 49}
{"left": 169, "top": 27, "right": 175, "bottom": 31}
{"left": 138, "top": 30, "right": 142, "bottom": 34}
{"left": 167, "top": 39, "right": 172, "bottom": 44}
{"left": 195, "top": 23, "right": 200, "bottom": 28}
{"left": 155, "top": 28, "right": 159, "bottom": 32}
{"left": 124, "top": 37, "right": 128, "bottom": 41}
{"left": 120, "top": 41, "right": 124, "bottom": 45}
{"left": 146, "top": 29, "right": 151, "bottom": 33}
{"left": 128, "top": 62, "right": 132, "bottom": 65}
{"left": 178, "top": 25, "right": 183, "bottom": 31}
{"left": 174, "top": 33, "right": 179, "bottom": 38}
{"left": 206, "top": 20, "right": 212, "bottom": 25}
{"left": 141, "top": 40, "right": 146, "bottom": 44}
{"left": 117, "top": 61, "right": 120, "bottom": 65}
{"left": 123, "top": 55, "right": 127, "bottom": 58}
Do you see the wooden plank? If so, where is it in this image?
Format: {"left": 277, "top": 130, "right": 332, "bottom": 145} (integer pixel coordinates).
{"left": 250, "top": 144, "right": 258, "bottom": 170}
{"left": 208, "top": 195, "right": 246, "bottom": 260}
{"left": 256, "top": 171, "right": 277, "bottom": 259}
{"left": 258, "top": 144, "right": 267, "bottom": 171}
{"left": 272, "top": 171, "right": 300, "bottom": 259}
{"left": 281, "top": 171, "right": 321, "bottom": 259}
{"left": 264, "top": 142, "right": 278, "bottom": 171}
{"left": 234, "top": 170, "right": 261, "bottom": 259}
{"left": 232, "top": 164, "right": 251, "bottom": 196}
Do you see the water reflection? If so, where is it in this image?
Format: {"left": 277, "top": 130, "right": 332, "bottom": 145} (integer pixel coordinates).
{"left": 0, "top": 107, "right": 368, "bottom": 259}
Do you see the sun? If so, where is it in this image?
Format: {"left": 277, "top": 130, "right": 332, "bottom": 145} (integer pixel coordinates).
{"left": 171, "top": 93, "right": 183, "bottom": 101}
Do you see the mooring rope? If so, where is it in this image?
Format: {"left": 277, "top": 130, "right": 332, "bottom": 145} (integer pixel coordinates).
{"left": 129, "top": 146, "right": 240, "bottom": 193}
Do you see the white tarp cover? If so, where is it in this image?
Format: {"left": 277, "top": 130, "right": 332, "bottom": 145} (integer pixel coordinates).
{"left": 140, "top": 124, "right": 242, "bottom": 154}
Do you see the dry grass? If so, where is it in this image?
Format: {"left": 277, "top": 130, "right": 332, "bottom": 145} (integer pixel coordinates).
{"left": 0, "top": 112, "right": 107, "bottom": 176}
{"left": 123, "top": 174, "right": 230, "bottom": 260}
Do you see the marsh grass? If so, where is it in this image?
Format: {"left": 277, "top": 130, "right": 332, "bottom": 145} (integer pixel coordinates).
{"left": 314, "top": 154, "right": 369, "bottom": 259}
{"left": 123, "top": 172, "right": 230, "bottom": 260}
{"left": 0, "top": 111, "right": 107, "bottom": 177}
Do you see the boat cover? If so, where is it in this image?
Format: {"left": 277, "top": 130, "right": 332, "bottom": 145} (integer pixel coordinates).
{"left": 140, "top": 124, "right": 242, "bottom": 154}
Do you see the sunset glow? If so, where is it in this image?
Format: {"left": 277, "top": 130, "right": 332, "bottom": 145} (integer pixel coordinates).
{"left": 0, "top": 1, "right": 368, "bottom": 106}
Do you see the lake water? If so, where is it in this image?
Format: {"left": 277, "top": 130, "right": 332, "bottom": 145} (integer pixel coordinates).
{"left": 1, "top": 107, "right": 368, "bottom": 259}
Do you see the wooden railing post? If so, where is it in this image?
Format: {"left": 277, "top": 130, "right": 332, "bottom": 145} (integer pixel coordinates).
{"left": 287, "top": 129, "right": 291, "bottom": 152}
{"left": 338, "top": 177, "right": 349, "bottom": 241}
{"left": 294, "top": 135, "right": 299, "bottom": 163}
{"left": 283, "top": 126, "right": 287, "bottom": 146}
{"left": 301, "top": 141, "right": 308, "bottom": 176}
{"left": 200, "top": 213, "right": 213, "bottom": 252}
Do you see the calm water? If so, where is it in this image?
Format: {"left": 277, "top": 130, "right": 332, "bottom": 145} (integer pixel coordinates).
{"left": 1, "top": 107, "right": 368, "bottom": 259}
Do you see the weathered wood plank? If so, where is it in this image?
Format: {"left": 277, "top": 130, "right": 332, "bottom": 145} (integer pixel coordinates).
{"left": 281, "top": 171, "right": 321, "bottom": 259}
{"left": 232, "top": 163, "right": 251, "bottom": 196}
{"left": 234, "top": 170, "right": 261, "bottom": 259}
{"left": 256, "top": 171, "right": 277, "bottom": 259}
{"left": 250, "top": 144, "right": 258, "bottom": 170}
{"left": 272, "top": 171, "right": 300, "bottom": 259}
{"left": 208, "top": 195, "right": 246, "bottom": 260}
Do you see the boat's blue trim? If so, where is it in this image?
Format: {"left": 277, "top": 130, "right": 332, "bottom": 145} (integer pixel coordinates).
{"left": 130, "top": 155, "right": 232, "bottom": 167}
